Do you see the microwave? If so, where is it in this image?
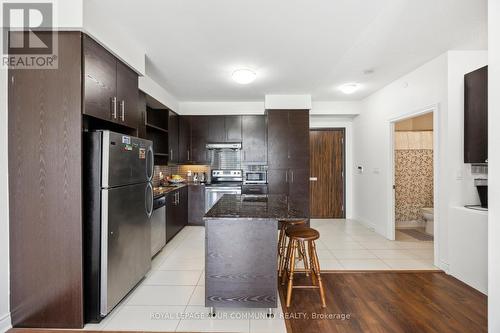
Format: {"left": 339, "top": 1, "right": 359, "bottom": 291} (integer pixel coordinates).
{"left": 243, "top": 171, "right": 267, "bottom": 184}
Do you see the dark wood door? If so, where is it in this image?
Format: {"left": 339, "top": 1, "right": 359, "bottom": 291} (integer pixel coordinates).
{"left": 9, "top": 31, "right": 84, "bottom": 328}
{"left": 267, "top": 169, "right": 289, "bottom": 195}
{"left": 464, "top": 66, "right": 488, "bottom": 163}
{"left": 309, "top": 129, "right": 345, "bottom": 218}
{"left": 116, "top": 61, "right": 139, "bottom": 128}
{"left": 168, "top": 111, "right": 179, "bottom": 163}
{"left": 178, "top": 116, "right": 191, "bottom": 162}
{"left": 288, "top": 110, "right": 310, "bottom": 169}
{"left": 225, "top": 116, "right": 242, "bottom": 141}
{"left": 83, "top": 34, "right": 116, "bottom": 122}
{"left": 242, "top": 115, "right": 267, "bottom": 164}
{"left": 190, "top": 116, "right": 209, "bottom": 163}
{"left": 289, "top": 168, "right": 310, "bottom": 218}
{"left": 208, "top": 116, "right": 225, "bottom": 142}
{"left": 267, "top": 110, "right": 289, "bottom": 169}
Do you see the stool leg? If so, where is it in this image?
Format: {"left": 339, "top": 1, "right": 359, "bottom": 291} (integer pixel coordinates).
{"left": 311, "top": 241, "right": 326, "bottom": 308}
{"left": 281, "top": 236, "right": 293, "bottom": 286}
{"left": 286, "top": 239, "right": 297, "bottom": 308}
{"left": 277, "top": 228, "right": 285, "bottom": 277}
{"left": 300, "top": 240, "right": 310, "bottom": 276}
{"left": 307, "top": 241, "right": 317, "bottom": 286}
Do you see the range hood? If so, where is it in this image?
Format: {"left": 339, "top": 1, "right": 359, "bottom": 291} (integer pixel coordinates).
{"left": 206, "top": 142, "right": 242, "bottom": 150}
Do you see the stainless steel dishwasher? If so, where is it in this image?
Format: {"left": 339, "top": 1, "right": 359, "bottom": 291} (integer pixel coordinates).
{"left": 151, "top": 195, "right": 166, "bottom": 257}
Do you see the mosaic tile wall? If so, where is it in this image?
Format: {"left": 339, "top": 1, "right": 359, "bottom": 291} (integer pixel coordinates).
{"left": 153, "top": 164, "right": 211, "bottom": 186}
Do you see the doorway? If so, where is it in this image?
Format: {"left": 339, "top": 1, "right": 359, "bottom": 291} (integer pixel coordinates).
{"left": 309, "top": 129, "right": 345, "bottom": 218}
{"left": 392, "top": 111, "right": 435, "bottom": 244}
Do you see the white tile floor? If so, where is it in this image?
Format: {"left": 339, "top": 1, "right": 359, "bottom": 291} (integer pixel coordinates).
{"left": 84, "top": 218, "right": 438, "bottom": 332}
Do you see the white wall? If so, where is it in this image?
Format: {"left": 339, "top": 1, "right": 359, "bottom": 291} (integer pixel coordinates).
{"left": 310, "top": 116, "right": 355, "bottom": 218}
{"left": 352, "top": 51, "right": 487, "bottom": 274}
{"left": 488, "top": 0, "right": 500, "bottom": 331}
{"left": 179, "top": 101, "right": 265, "bottom": 115}
{"left": 139, "top": 76, "right": 179, "bottom": 112}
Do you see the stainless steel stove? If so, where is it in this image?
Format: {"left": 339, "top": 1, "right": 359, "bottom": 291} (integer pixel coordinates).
{"left": 205, "top": 169, "right": 242, "bottom": 212}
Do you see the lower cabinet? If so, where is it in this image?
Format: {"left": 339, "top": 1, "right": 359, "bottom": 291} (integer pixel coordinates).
{"left": 166, "top": 186, "right": 188, "bottom": 242}
{"left": 188, "top": 184, "right": 206, "bottom": 225}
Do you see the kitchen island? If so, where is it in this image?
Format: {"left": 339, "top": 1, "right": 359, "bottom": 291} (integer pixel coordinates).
{"left": 203, "top": 194, "right": 306, "bottom": 315}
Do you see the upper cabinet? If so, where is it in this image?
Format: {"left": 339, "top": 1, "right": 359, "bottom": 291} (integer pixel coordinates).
{"left": 83, "top": 35, "right": 139, "bottom": 129}
{"left": 464, "top": 66, "right": 488, "bottom": 164}
{"left": 242, "top": 115, "right": 267, "bottom": 164}
{"left": 178, "top": 116, "right": 191, "bottom": 163}
{"left": 225, "top": 116, "right": 242, "bottom": 142}
{"left": 207, "top": 116, "right": 242, "bottom": 143}
{"left": 168, "top": 111, "right": 179, "bottom": 163}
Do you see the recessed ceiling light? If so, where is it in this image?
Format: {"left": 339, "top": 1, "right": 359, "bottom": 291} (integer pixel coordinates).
{"left": 338, "top": 83, "right": 360, "bottom": 94}
{"left": 232, "top": 69, "right": 256, "bottom": 84}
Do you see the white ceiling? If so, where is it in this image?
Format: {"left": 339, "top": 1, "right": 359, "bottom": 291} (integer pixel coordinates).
{"left": 89, "top": 0, "right": 487, "bottom": 101}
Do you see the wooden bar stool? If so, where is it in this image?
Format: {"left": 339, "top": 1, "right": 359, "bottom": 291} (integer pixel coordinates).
{"left": 281, "top": 227, "right": 326, "bottom": 308}
{"left": 277, "top": 219, "right": 307, "bottom": 278}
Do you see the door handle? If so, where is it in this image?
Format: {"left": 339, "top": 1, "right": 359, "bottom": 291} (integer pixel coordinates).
{"left": 120, "top": 100, "right": 125, "bottom": 122}
{"left": 111, "top": 97, "right": 117, "bottom": 119}
{"left": 145, "top": 183, "right": 153, "bottom": 218}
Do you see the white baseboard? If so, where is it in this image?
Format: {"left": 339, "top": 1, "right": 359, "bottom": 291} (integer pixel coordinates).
{"left": 438, "top": 261, "right": 450, "bottom": 273}
{"left": 0, "top": 312, "right": 11, "bottom": 333}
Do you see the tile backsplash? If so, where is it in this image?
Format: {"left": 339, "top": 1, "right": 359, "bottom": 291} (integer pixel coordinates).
{"left": 153, "top": 164, "right": 211, "bottom": 186}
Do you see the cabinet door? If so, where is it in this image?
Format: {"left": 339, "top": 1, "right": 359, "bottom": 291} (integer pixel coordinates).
{"left": 191, "top": 116, "right": 209, "bottom": 163}
{"left": 208, "top": 116, "right": 225, "bottom": 142}
{"left": 288, "top": 110, "right": 310, "bottom": 169}
{"left": 267, "top": 169, "right": 289, "bottom": 195}
{"left": 179, "top": 116, "right": 191, "bottom": 163}
{"left": 137, "top": 91, "right": 147, "bottom": 139}
{"left": 168, "top": 111, "right": 179, "bottom": 163}
{"left": 464, "top": 66, "right": 488, "bottom": 163}
{"left": 267, "top": 111, "right": 289, "bottom": 169}
{"left": 242, "top": 115, "right": 267, "bottom": 164}
{"left": 188, "top": 185, "right": 205, "bottom": 225}
{"left": 83, "top": 35, "right": 116, "bottom": 121}
{"left": 166, "top": 192, "right": 177, "bottom": 242}
{"left": 288, "top": 168, "right": 310, "bottom": 218}
{"left": 225, "top": 116, "right": 242, "bottom": 142}
{"left": 116, "top": 61, "right": 139, "bottom": 128}
{"left": 179, "top": 186, "right": 188, "bottom": 228}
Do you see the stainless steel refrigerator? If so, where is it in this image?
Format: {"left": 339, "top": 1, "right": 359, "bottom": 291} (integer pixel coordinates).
{"left": 84, "top": 130, "right": 154, "bottom": 322}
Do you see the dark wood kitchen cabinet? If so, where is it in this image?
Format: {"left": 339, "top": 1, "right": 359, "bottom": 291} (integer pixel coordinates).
{"left": 188, "top": 185, "right": 206, "bottom": 225}
{"left": 242, "top": 115, "right": 267, "bottom": 164}
{"left": 208, "top": 116, "right": 226, "bottom": 142}
{"left": 464, "top": 66, "right": 488, "bottom": 163}
{"left": 166, "top": 186, "right": 188, "bottom": 242}
{"left": 267, "top": 110, "right": 310, "bottom": 218}
{"left": 83, "top": 34, "right": 139, "bottom": 129}
{"left": 190, "top": 116, "right": 210, "bottom": 163}
{"left": 116, "top": 61, "right": 139, "bottom": 128}
{"left": 9, "top": 31, "right": 84, "bottom": 328}
{"left": 179, "top": 116, "right": 191, "bottom": 163}
{"left": 225, "top": 116, "right": 242, "bottom": 141}
{"left": 168, "top": 111, "right": 179, "bottom": 163}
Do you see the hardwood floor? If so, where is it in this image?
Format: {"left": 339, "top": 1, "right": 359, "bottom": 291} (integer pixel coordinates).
{"left": 278, "top": 272, "right": 487, "bottom": 333}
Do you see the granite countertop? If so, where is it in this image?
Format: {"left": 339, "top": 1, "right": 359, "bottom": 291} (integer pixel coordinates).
{"left": 204, "top": 194, "right": 306, "bottom": 220}
{"left": 153, "top": 184, "right": 187, "bottom": 198}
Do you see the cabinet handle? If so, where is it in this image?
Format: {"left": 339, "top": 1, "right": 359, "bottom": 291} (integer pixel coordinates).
{"left": 187, "top": 150, "right": 190, "bottom": 161}
{"left": 243, "top": 151, "right": 246, "bottom": 161}
{"left": 120, "top": 100, "right": 125, "bottom": 122}
{"left": 111, "top": 97, "right": 117, "bottom": 119}
{"left": 170, "top": 149, "right": 173, "bottom": 161}
{"left": 291, "top": 170, "right": 294, "bottom": 183}
{"left": 285, "top": 171, "right": 288, "bottom": 183}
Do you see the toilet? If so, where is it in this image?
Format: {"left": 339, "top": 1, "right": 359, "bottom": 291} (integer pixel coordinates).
{"left": 421, "top": 207, "right": 434, "bottom": 235}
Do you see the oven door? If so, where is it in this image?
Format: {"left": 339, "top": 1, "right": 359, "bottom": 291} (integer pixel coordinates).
{"left": 205, "top": 187, "right": 242, "bottom": 212}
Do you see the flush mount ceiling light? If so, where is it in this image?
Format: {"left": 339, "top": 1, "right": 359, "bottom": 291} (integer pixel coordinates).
{"left": 338, "top": 83, "right": 360, "bottom": 94}
{"left": 232, "top": 69, "right": 256, "bottom": 84}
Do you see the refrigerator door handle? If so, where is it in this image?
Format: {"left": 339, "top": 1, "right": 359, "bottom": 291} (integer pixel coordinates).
{"left": 145, "top": 183, "right": 153, "bottom": 218}
{"left": 146, "top": 146, "right": 154, "bottom": 181}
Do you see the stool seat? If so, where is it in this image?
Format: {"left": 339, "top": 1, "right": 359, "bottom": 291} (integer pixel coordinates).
{"left": 286, "top": 227, "right": 319, "bottom": 241}
{"left": 278, "top": 219, "right": 307, "bottom": 229}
